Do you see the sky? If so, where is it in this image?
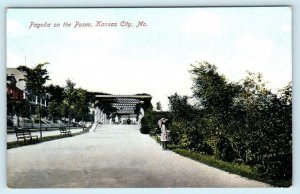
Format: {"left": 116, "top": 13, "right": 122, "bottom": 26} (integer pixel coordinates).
{"left": 6, "top": 7, "right": 292, "bottom": 110}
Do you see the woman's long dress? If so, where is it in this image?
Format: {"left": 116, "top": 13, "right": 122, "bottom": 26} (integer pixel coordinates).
{"left": 160, "top": 124, "right": 167, "bottom": 142}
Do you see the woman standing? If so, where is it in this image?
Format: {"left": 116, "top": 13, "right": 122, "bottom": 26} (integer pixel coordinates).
{"left": 159, "top": 118, "right": 168, "bottom": 150}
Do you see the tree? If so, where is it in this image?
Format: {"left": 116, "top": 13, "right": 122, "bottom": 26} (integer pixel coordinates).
{"left": 238, "top": 78, "right": 292, "bottom": 179}
{"left": 189, "top": 61, "right": 241, "bottom": 160}
{"left": 17, "top": 62, "right": 50, "bottom": 138}
{"left": 165, "top": 60, "right": 292, "bottom": 182}
{"left": 168, "top": 93, "right": 196, "bottom": 121}
{"left": 46, "top": 84, "right": 64, "bottom": 103}
{"left": 63, "top": 79, "right": 77, "bottom": 130}
{"left": 46, "top": 84, "right": 64, "bottom": 121}
{"left": 168, "top": 93, "right": 205, "bottom": 150}
{"left": 48, "top": 101, "right": 61, "bottom": 121}
{"left": 74, "top": 88, "right": 90, "bottom": 129}
{"left": 227, "top": 72, "right": 270, "bottom": 163}
{"left": 190, "top": 61, "right": 238, "bottom": 113}
{"left": 156, "top": 102, "right": 162, "bottom": 111}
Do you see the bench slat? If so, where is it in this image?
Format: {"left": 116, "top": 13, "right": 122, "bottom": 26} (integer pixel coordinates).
{"left": 15, "top": 128, "right": 39, "bottom": 143}
{"left": 59, "top": 127, "right": 72, "bottom": 136}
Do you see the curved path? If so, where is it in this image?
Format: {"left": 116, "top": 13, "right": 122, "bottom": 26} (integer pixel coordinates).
{"left": 7, "top": 125, "right": 269, "bottom": 188}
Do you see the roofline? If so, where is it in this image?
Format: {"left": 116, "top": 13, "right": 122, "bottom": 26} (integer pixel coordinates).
{"left": 95, "top": 94, "right": 152, "bottom": 98}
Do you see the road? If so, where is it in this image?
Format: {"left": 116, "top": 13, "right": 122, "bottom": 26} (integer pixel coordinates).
{"left": 7, "top": 125, "right": 270, "bottom": 188}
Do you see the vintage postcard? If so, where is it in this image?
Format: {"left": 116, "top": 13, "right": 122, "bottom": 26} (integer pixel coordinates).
{"left": 6, "top": 7, "right": 292, "bottom": 188}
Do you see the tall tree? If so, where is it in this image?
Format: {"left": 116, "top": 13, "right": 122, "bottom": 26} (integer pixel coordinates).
{"left": 46, "top": 84, "right": 64, "bottom": 121}
{"left": 17, "top": 62, "right": 50, "bottom": 138}
{"left": 190, "top": 61, "right": 237, "bottom": 111}
{"left": 189, "top": 61, "right": 240, "bottom": 160}
{"left": 75, "top": 88, "right": 90, "bottom": 129}
{"left": 63, "top": 79, "right": 77, "bottom": 130}
{"left": 168, "top": 93, "right": 195, "bottom": 121}
{"left": 46, "top": 84, "right": 64, "bottom": 103}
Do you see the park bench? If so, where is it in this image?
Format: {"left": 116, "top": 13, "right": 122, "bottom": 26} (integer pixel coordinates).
{"left": 15, "top": 128, "right": 39, "bottom": 143}
{"left": 59, "top": 127, "right": 72, "bottom": 136}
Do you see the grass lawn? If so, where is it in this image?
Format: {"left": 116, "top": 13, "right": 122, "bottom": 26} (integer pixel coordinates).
{"left": 170, "top": 146, "right": 291, "bottom": 187}
{"left": 151, "top": 135, "right": 291, "bottom": 187}
{"left": 7, "top": 127, "right": 90, "bottom": 149}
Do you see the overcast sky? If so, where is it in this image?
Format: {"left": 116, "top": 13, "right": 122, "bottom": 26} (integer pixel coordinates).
{"left": 7, "top": 7, "right": 291, "bottom": 110}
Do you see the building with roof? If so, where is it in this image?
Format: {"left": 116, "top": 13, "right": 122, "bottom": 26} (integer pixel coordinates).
{"left": 94, "top": 94, "right": 152, "bottom": 125}
{"left": 7, "top": 68, "right": 49, "bottom": 107}
{"left": 7, "top": 68, "right": 26, "bottom": 91}
{"left": 7, "top": 74, "right": 24, "bottom": 101}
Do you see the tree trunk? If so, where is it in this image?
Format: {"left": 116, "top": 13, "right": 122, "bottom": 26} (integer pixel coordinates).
{"left": 82, "top": 116, "right": 84, "bottom": 131}
{"left": 39, "top": 98, "right": 42, "bottom": 139}
{"left": 68, "top": 109, "right": 70, "bottom": 131}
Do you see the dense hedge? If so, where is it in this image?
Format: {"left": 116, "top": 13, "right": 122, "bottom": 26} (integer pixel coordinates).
{"left": 140, "top": 111, "right": 171, "bottom": 135}
{"left": 141, "top": 61, "right": 292, "bottom": 184}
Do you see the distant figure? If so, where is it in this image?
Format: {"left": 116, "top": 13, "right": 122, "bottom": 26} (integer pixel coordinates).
{"left": 138, "top": 107, "right": 144, "bottom": 124}
{"left": 93, "top": 121, "right": 101, "bottom": 132}
{"left": 127, "top": 118, "right": 131, "bottom": 125}
{"left": 158, "top": 118, "right": 168, "bottom": 150}
{"left": 93, "top": 122, "right": 98, "bottom": 132}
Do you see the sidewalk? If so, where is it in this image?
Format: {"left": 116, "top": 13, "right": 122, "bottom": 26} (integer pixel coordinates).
{"left": 6, "top": 128, "right": 84, "bottom": 143}
{"left": 7, "top": 125, "right": 270, "bottom": 188}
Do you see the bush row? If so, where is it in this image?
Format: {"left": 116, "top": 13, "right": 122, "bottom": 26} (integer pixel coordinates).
{"left": 141, "top": 61, "right": 292, "bottom": 184}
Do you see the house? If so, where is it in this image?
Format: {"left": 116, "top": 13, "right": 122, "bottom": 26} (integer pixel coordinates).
{"left": 7, "top": 68, "right": 49, "bottom": 107}
{"left": 7, "top": 74, "right": 23, "bottom": 100}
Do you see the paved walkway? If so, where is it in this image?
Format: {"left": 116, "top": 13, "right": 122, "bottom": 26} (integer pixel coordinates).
{"left": 7, "top": 125, "right": 270, "bottom": 188}
{"left": 7, "top": 128, "right": 84, "bottom": 142}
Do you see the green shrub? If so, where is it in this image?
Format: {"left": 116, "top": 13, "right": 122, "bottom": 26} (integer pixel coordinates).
{"left": 140, "top": 117, "right": 151, "bottom": 134}
{"left": 216, "top": 136, "right": 237, "bottom": 162}
{"left": 140, "top": 110, "right": 171, "bottom": 135}
{"left": 146, "top": 62, "right": 292, "bottom": 183}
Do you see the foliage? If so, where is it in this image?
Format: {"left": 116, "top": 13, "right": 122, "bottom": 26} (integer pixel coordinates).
{"left": 9, "top": 99, "right": 32, "bottom": 117}
{"left": 17, "top": 63, "right": 50, "bottom": 98}
{"left": 141, "top": 61, "right": 292, "bottom": 183}
{"left": 140, "top": 111, "right": 154, "bottom": 134}
{"left": 17, "top": 63, "right": 50, "bottom": 138}
{"left": 145, "top": 102, "right": 153, "bottom": 112}
{"left": 140, "top": 110, "right": 171, "bottom": 134}
{"left": 7, "top": 126, "right": 91, "bottom": 149}
{"left": 75, "top": 88, "right": 88, "bottom": 116}
{"left": 63, "top": 79, "right": 77, "bottom": 108}
{"left": 168, "top": 93, "right": 197, "bottom": 121}
{"left": 74, "top": 88, "right": 91, "bottom": 128}
{"left": 156, "top": 101, "right": 162, "bottom": 111}
{"left": 170, "top": 148, "right": 291, "bottom": 187}
{"left": 46, "top": 84, "right": 64, "bottom": 103}
{"left": 9, "top": 65, "right": 94, "bottom": 129}
{"left": 190, "top": 61, "right": 238, "bottom": 112}
{"left": 47, "top": 83, "right": 94, "bottom": 123}
{"left": 95, "top": 100, "right": 117, "bottom": 119}
{"left": 35, "top": 105, "right": 48, "bottom": 118}
{"left": 48, "top": 101, "right": 61, "bottom": 120}
{"left": 63, "top": 79, "right": 77, "bottom": 128}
